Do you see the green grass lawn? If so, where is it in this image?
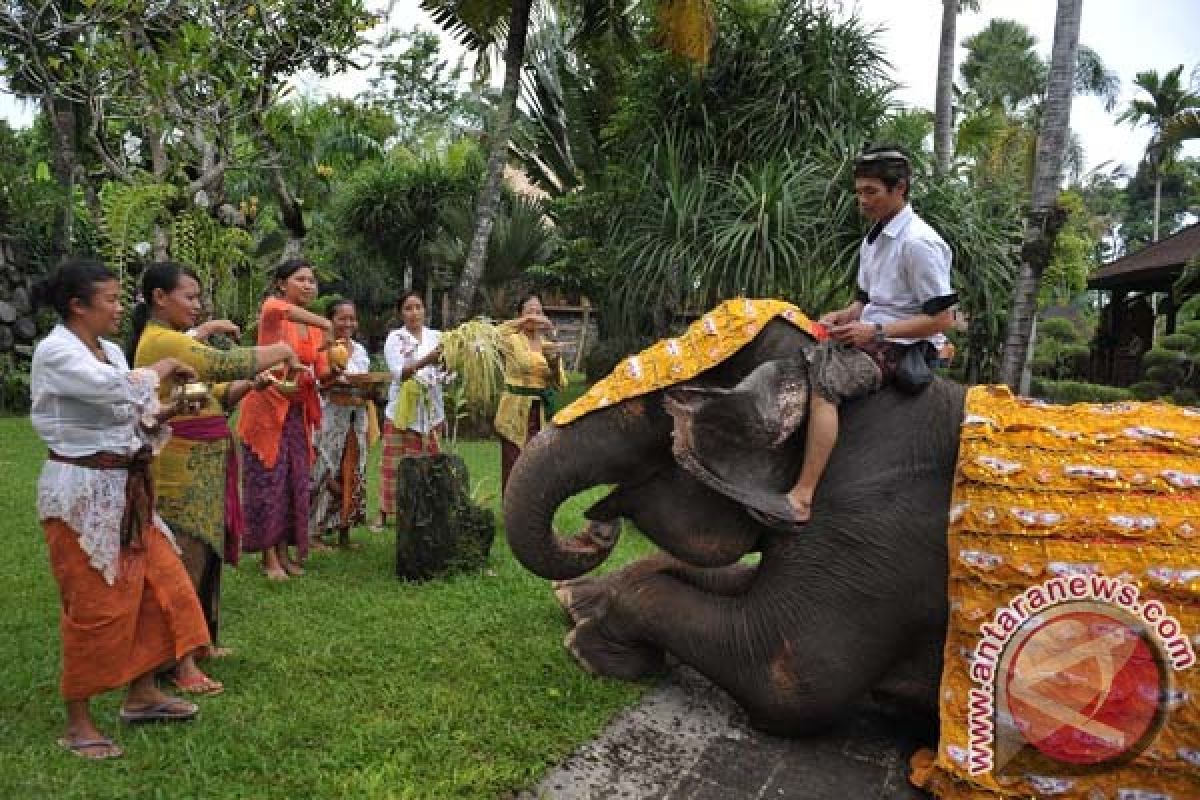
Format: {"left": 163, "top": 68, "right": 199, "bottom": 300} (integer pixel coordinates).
{"left": 0, "top": 406, "right": 654, "bottom": 799}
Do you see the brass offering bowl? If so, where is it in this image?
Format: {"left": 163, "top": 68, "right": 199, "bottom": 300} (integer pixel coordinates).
{"left": 181, "top": 381, "right": 211, "bottom": 403}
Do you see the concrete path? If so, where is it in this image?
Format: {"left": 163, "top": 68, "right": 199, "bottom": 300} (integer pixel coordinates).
{"left": 519, "top": 668, "right": 933, "bottom": 800}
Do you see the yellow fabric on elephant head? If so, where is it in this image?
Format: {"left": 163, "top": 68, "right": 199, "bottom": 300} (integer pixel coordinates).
{"left": 553, "top": 298, "right": 820, "bottom": 426}
{"left": 920, "top": 385, "right": 1200, "bottom": 800}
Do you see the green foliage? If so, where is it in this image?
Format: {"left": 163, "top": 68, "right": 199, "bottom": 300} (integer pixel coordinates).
{"left": 1160, "top": 333, "right": 1197, "bottom": 352}
{"left": 1031, "top": 316, "right": 1091, "bottom": 381}
{"left": 329, "top": 143, "right": 484, "bottom": 300}
{"left": 1037, "top": 317, "right": 1081, "bottom": 343}
{"left": 582, "top": 335, "right": 655, "bottom": 383}
{"left": 96, "top": 181, "right": 177, "bottom": 299}
{"left": 1119, "top": 157, "right": 1200, "bottom": 250}
{"left": 1142, "top": 347, "right": 1189, "bottom": 370}
{"left": 1030, "top": 378, "right": 1134, "bottom": 405}
{"left": 1130, "top": 380, "right": 1169, "bottom": 401}
{"left": 1171, "top": 388, "right": 1200, "bottom": 407}
{"left": 171, "top": 210, "right": 257, "bottom": 323}
{"left": 364, "top": 27, "right": 473, "bottom": 145}
{"left": 960, "top": 19, "right": 1047, "bottom": 111}
{"left": 1040, "top": 190, "right": 1097, "bottom": 306}
{"left": 427, "top": 193, "right": 559, "bottom": 316}
{"left": 0, "top": 353, "right": 32, "bottom": 414}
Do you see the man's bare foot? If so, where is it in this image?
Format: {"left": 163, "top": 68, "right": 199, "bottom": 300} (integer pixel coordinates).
{"left": 203, "top": 645, "right": 234, "bottom": 659}
{"left": 785, "top": 489, "right": 813, "bottom": 524}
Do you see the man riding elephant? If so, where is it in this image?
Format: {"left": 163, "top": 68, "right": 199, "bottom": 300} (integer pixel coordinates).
{"left": 780, "top": 145, "right": 959, "bottom": 527}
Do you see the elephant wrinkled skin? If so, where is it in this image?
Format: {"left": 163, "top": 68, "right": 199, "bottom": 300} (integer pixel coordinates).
{"left": 504, "top": 319, "right": 966, "bottom": 736}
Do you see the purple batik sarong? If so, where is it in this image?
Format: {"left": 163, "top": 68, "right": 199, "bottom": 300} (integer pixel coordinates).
{"left": 241, "top": 404, "right": 310, "bottom": 559}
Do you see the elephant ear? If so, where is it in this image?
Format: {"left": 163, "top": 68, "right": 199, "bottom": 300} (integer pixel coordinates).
{"left": 664, "top": 357, "right": 808, "bottom": 521}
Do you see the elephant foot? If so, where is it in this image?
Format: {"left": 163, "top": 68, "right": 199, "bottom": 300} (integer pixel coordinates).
{"left": 553, "top": 578, "right": 610, "bottom": 626}
{"left": 564, "top": 618, "right": 665, "bottom": 681}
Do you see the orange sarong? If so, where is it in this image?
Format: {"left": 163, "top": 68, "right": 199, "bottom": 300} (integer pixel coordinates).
{"left": 44, "top": 519, "right": 211, "bottom": 701}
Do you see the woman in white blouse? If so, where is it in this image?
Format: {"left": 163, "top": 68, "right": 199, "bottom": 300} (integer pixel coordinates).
{"left": 30, "top": 260, "right": 212, "bottom": 760}
{"left": 374, "top": 291, "right": 445, "bottom": 530}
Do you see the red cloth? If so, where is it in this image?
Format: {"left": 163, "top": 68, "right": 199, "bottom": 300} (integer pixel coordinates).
{"left": 236, "top": 297, "right": 328, "bottom": 468}
{"left": 169, "top": 415, "right": 244, "bottom": 566}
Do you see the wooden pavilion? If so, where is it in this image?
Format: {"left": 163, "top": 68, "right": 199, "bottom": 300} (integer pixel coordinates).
{"left": 1088, "top": 222, "right": 1200, "bottom": 385}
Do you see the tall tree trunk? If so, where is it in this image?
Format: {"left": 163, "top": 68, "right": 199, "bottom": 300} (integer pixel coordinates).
{"left": 933, "top": 0, "right": 958, "bottom": 175}
{"left": 449, "top": 0, "right": 534, "bottom": 325}
{"left": 42, "top": 94, "right": 79, "bottom": 261}
{"left": 998, "top": 0, "right": 1083, "bottom": 390}
{"left": 1152, "top": 172, "right": 1162, "bottom": 242}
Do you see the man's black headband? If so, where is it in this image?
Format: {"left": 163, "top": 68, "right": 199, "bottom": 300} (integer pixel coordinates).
{"left": 854, "top": 149, "right": 910, "bottom": 166}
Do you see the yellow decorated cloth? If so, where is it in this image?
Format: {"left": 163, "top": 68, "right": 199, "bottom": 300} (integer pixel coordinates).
{"left": 921, "top": 385, "right": 1200, "bottom": 800}
{"left": 553, "top": 298, "right": 819, "bottom": 425}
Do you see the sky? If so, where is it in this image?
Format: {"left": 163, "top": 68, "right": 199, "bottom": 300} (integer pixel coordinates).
{"left": 2, "top": 0, "right": 1198, "bottom": 175}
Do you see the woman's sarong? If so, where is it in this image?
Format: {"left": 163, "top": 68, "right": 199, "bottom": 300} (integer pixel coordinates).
{"left": 242, "top": 404, "right": 311, "bottom": 559}
{"left": 156, "top": 415, "right": 243, "bottom": 642}
{"left": 500, "top": 400, "right": 543, "bottom": 494}
{"left": 44, "top": 519, "right": 210, "bottom": 701}
{"left": 378, "top": 420, "right": 441, "bottom": 515}
{"left": 311, "top": 397, "right": 371, "bottom": 533}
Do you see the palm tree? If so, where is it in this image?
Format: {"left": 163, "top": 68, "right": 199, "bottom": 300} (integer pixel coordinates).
{"left": 423, "top": 0, "right": 713, "bottom": 323}
{"left": 934, "top": 0, "right": 980, "bottom": 174}
{"left": 998, "top": 0, "right": 1083, "bottom": 390}
{"left": 1118, "top": 66, "right": 1200, "bottom": 242}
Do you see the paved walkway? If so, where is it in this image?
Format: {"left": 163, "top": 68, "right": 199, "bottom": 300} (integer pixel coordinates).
{"left": 520, "top": 668, "right": 933, "bottom": 800}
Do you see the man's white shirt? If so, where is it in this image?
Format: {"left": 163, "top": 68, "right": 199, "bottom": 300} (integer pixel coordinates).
{"left": 857, "top": 204, "right": 955, "bottom": 347}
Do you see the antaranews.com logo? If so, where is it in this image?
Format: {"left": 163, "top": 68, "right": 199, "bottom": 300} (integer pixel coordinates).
{"left": 966, "top": 573, "right": 1196, "bottom": 776}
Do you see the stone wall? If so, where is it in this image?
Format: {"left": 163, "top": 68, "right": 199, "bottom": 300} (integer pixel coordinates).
{"left": 0, "top": 236, "right": 38, "bottom": 355}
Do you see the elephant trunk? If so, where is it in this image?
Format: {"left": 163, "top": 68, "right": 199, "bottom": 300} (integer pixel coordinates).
{"left": 504, "top": 406, "right": 669, "bottom": 581}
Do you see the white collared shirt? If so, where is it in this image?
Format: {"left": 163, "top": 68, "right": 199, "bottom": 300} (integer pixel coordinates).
{"left": 857, "top": 204, "right": 954, "bottom": 346}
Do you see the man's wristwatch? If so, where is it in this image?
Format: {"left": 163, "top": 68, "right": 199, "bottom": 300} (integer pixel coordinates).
{"left": 873, "top": 322, "right": 885, "bottom": 343}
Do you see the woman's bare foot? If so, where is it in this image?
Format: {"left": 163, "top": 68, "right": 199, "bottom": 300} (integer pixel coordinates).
{"left": 282, "top": 559, "right": 305, "bottom": 577}
{"left": 261, "top": 551, "right": 288, "bottom": 581}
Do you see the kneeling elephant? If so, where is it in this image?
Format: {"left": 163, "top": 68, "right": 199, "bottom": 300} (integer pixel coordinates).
{"left": 503, "top": 317, "right": 965, "bottom": 736}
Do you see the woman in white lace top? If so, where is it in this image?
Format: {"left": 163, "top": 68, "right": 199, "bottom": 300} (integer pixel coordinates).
{"left": 30, "top": 260, "right": 213, "bottom": 761}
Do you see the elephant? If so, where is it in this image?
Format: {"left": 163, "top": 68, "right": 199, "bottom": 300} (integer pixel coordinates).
{"left": 503, "top": 317, "right": 967, "bottom": 737}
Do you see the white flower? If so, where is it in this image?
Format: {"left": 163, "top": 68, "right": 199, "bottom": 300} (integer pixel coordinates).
{"left": 122, "top": 130, "right": 143, "bottom": 164}
{"left": 161, "top": 127, "right": 184, "bottom": 146}
{"left": 133, "top": 241, "right": 152, "bottom": 257}
{"left": 193, "top": 189, "right": 210, "bottom": 209}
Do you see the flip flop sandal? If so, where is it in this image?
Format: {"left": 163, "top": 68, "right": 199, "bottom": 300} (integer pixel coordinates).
{"left": 119, "top": 698, "right": 199, "bottom": 725}
{"left": 171, "top": 674, "right": 225, "bottom": 696}
{"left": 57, "top": 736, "right": 123, "bottom": 760}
